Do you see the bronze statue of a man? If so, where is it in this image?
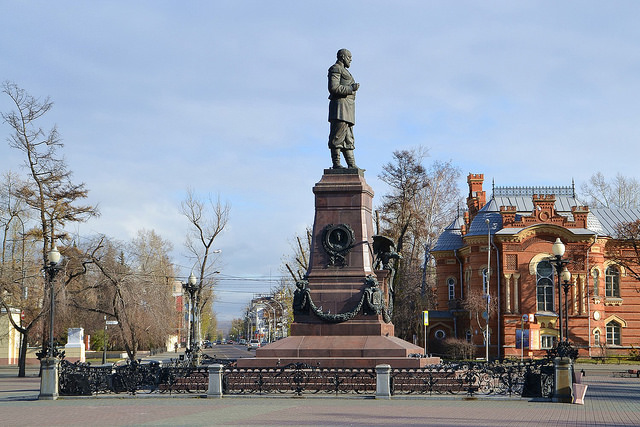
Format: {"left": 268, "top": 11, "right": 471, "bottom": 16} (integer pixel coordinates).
{"left": 328, "top": 49, "right": 360, "bottom": 169}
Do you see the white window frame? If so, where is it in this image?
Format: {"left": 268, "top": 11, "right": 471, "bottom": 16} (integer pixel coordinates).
{"left": 447, "top": 278, "right": 455, "bottom": 300}
{"left": 536, "top": 260, "right": 554, "bottom": 312}
{"left": 541, "top": 335, "right": 554, "bottom": 349}
{"left": 606, "top": 321, "right": 621, "bottom": 346}
{"left": 605, "top": 266, "right": 620, "bottom": 298}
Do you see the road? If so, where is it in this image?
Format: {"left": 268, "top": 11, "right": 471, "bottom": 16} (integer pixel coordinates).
{"left": 148, "top": 344, "right": 255, "bottom": 364}
{"left": 202, "top": 344, "right": 255, "bottom": 360}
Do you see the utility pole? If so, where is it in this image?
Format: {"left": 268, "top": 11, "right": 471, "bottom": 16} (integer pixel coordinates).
{"left": 485, "top": 218, "right": 491, "bottom": 362}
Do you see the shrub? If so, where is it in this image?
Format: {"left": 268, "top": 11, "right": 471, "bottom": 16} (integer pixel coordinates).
{"left": 443, "top": 338, "right": 475, "bottom": 360}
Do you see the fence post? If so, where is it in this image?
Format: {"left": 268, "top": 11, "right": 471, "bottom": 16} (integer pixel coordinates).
{"left": 375, "top": 364, "right": 392, "bottom": 399}
{"left": 207, "top": 364, "right": 224, "bottom": 398}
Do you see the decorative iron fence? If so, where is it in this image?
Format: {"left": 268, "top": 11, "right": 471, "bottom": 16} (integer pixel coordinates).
{"left": 391, "top": 360, "right": 553, "bottom": 398}
{"left": 59, "top": 359, "right": 225, "bottom": 395}
{"left": 223, "top": 363, "right": 376, "bottom": 396}
{"left": 58, "top": 358, "right": 552, "bottom": 398}
{"left": 58, "top": 360, "right": 112, "bottom": 395}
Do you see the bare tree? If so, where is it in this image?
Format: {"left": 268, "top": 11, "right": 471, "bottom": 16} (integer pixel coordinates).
{"left": 0, "top": 172, "right": 41, "bottom": 376}
{"left": 1, "top": 82, "right": 98, "bottom": 372}
{"left": 282, "top": 227, "right": 311, "bottom": 282}
{"left": 606, "top": 220, "right": 640, "bottom": 293}
{"left": 377, "top": 147, "right": 461, "bottom": 342}
{"left": 378, "top": 147, "right": 430, "bottom": 257}
{"left": 69, "top": 233, "right": 176, "bottom": 359}
{"left": 580, "top": 172, "right": 640, "bottom": 209}
{"left": 463, "top": 289, "right": 498, "bottom": 332}
{"left": 181, "top": 189, "right": 229, "bottom": 345}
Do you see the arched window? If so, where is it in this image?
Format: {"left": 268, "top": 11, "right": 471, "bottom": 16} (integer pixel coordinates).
{"left": 536, "top": 260, "right": 554, "bottom": 312}
{"left": 605, "top": 266, "right": 620, "bottom": 298}
{"left": 447, "top": 278, "right": 455, "bottom": 300}
{"left": 594, "top": 330, "right": 601, "bottom": 346}
{"left": 592, "top": 268, "right": 600, "bottom": 296}
{"left": 606, "top": 321, "right": 621, "bottom": 345}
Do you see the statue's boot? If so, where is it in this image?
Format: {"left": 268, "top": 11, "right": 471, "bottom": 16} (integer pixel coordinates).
{"left": 331, "top": 149, "right": 345, "bottom": 168}
{"left": 344, "top": 149, "right": 358, "bottom": 169}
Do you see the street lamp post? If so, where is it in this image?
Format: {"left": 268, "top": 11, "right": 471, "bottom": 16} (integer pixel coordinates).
{"left": 549, "top": 238, "right": 575, "bottom": 403}
{"left": 561, "top": 270, "right": 573, "bottom": 342}
{"left": 550, "top": 238, "right": 570, "bottom": 343}
{"left": 45, "top": 246, "right": 61, "bottom": 358}
{"left": 102, "top": 315, "right": 107, "bottom": 364}
{"left": 264, "top": 297, "right": 285, "bottom": 341}
{"left": 182, "top": 273, "right": 199, "bottom": 364}
{"left": 39, "top": 246, "right": 61, "bottom": 400}
{"left": 485, "top": 218, "right": 491, "bottom": 362}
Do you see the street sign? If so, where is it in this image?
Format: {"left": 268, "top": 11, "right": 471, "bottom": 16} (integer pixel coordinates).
{"left": 423, "top": 311, "right": 429, "bottom": 326}
{"left": 105, "top": 320, "right": 118, "bottom": 325}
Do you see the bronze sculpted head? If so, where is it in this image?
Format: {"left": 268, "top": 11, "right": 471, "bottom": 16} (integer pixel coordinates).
{"left": 337, "top": 49, "right": 352, "bottom": 67}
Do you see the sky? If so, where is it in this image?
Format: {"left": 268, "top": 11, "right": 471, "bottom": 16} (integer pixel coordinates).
{"left": 2, "top": 1, "right": 640, "bottom": 325}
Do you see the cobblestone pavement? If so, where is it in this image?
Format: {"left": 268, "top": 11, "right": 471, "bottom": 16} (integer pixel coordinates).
{"left": 1, "top": 363, "right": 638, "bottom": 426}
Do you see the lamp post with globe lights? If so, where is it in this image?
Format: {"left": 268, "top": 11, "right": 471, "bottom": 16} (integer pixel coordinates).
{"left": 46, "top": 246, "right": 62, "bottom": 357}
{"left": 561, "top": 268, "right": 573, "bottom": 342}
{"left": 39, "top": 246, "right": 62, "bottom": 400}
{"left": 550, "top": 238, "right": 571, "bottom": 343}
{"left": 549, "top": 238, "right": 576, "bottom": 403}
{"left": 182, "top": 273, "right": 199, "bottom": 363}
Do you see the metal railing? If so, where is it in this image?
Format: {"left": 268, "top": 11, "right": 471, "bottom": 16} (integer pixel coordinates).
{"left": 57, "top": 358, "right": 553, "bottom": 398}
{"left": 223, "top": 363, "right": 376, "bottom": 396}
{"left": 391, "top": 360, "right": 553, "bottom": 398}
{"left": 58, "top": 358, "right": 233, "bottom": 396}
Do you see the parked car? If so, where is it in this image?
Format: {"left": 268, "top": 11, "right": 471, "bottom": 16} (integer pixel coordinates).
{"left": 247, "top": 339, "right": 260, "bottom": 350}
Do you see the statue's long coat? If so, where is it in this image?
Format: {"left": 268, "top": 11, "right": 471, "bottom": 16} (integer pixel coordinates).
{"left": 328, "top": 62, "right": 356, "bottom": 125}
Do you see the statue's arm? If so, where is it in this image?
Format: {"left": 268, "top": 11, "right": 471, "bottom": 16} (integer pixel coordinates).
{"left": 328, "top": 68, "right": 357, "bottom": 96}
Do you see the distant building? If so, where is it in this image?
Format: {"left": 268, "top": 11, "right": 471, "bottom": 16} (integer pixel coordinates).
{"left": 171, "top": 280, "right": 186, "bottom": 349}
{"left": 249, "top": 295, "right": 287, "bottom": 342}
{"left": 0, "top": 308, "right": 21, "bottom": 365}
{"left": 432, "top": 173, "right": 640, "bottom": 359}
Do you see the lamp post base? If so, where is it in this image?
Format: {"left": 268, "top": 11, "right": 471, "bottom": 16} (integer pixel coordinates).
{"left": 552, "top": 357, "right": 573, "bottom": 403}
{"left": 39, "top": 357, "right": 60, "bottom": 400}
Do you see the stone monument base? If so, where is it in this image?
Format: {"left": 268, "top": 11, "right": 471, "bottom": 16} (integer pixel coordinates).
{"left": 235, "top": 335, "right": 440, "bottom": 369}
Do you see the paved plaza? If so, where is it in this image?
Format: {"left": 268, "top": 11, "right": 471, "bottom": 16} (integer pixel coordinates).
{"left": 1, "top": 362, "right": 639, "bottom": 426}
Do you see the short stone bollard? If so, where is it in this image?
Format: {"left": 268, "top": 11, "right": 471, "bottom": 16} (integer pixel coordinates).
{"left": 375, "top": 364, "right": 392, "bottom": 399}
{"left": 207, "top": 364, "right": 224, "bottom": 398}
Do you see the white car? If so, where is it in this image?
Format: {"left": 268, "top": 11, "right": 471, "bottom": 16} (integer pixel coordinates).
{"left": 247, "top": 339, "right": 261, "bottom": 350}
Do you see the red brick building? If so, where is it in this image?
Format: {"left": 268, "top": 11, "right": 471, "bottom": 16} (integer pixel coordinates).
{"left": 432, "top": 173, "right": 640, "bottom": 359}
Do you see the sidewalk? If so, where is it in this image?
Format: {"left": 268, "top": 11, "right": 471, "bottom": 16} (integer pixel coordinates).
{"left": 0, "top": 363, "right": 638, "bottom": 426}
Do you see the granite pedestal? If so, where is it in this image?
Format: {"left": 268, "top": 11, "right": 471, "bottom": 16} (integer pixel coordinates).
{"left": 237, "top": 169, "right": 438, "bottom": 369}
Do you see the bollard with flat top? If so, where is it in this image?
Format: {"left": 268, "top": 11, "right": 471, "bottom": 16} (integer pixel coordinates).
{"left": 207, "top": 364, "right": 224, "bottom": 398}
{"left": 375, "top": 364, "right": 391, "bottom": 399}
